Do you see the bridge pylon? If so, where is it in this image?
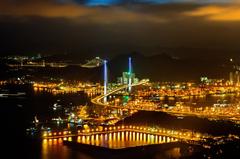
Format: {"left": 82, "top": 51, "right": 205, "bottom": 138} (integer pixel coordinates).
{"left": 128, "top": 57, "right": 132, "bottom": 92}
{"left": 103, "top": 60, "right": 108, "bottom": 103}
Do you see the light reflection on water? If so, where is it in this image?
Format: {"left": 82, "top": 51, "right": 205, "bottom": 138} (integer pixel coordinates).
{"left": 42, "top": 131, "right": 178, "bottom": 155}
{"left": 41, "top": 134, "right": 181, "bottom": 159}
{"left": 42, "top": 138, "right": 93, "bottom": 159}
{"left": 42, "top": 138, "right": 69, "bottom": 159}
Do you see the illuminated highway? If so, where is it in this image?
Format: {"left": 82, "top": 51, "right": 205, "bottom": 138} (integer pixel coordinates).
{"left": 7, "top": 57, "right": 104, "bottom": 68}
{"left": 91, "top": 79, "right": 149, "bottom": 107}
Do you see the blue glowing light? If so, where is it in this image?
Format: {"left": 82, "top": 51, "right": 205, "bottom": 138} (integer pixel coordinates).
{"left": 85, "top": 0, "right": 121, "bottom": 6}
{"left": 104, "top": 60, "right": 108, "bottom": 103}
{"left": 75, "top": 0, "right": 228, "bottom": 6}
{"left": 128, "top": 57, "right": 132, "bottom": 92}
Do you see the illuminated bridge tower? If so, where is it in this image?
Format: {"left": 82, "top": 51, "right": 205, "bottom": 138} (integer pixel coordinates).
{"left": 128, "top": 57, "right": 132, "bottom": 92}
{"left": 103, "top": 60, "right": 108, "bottom": 103}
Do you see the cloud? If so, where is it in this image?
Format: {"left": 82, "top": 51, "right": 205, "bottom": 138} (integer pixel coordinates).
{"left": 0, "top": 0, "right": 167, "bottom": 23}
{"left": 1, "top": 1, "right": 240, "bottom": 23}
{"left": 184, "top": 5, "right": 240, "bottom": 21}
{"left": 0, "top": 1, "right": 95, "bottom": 18}
{"left": 1, "top": 1, "right": 240, "bottom": 58}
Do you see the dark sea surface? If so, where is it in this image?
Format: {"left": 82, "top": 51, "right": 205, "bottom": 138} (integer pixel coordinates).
{"left": 0, "top": 84, "right": 90, "bottom": 159}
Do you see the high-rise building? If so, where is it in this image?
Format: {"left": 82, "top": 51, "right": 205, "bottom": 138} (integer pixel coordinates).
{"left": 229, "top": 71, "right": 240, "bottom": 85}
{"left": 117, "top": 57, "right": 139, "bottom": 85}
{"left": 236, "top": 71, "right": 240, "bottom": 84}
{"left": 118, "top": 72, "right": 138, "bottom": 85}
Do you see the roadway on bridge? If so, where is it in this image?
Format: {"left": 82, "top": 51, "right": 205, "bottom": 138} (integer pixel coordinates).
{"left": 91, "top": 79, "right": 149, "bottom": 107}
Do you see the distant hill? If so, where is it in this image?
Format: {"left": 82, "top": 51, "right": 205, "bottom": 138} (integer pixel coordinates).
{"left": 0, "top": 52, "right": 234, "bottom": 82}
{"left": 108, "top": 52, "right": 232, "bottom": 82}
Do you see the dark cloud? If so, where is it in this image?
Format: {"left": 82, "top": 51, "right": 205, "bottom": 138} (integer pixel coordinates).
{"left": 1, "top": 1, "right": 240, "bottom": 59}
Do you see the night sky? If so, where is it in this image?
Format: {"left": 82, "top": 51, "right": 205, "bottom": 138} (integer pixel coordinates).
{"left": 1, "top": 0, "right": 240, "bottom": 59}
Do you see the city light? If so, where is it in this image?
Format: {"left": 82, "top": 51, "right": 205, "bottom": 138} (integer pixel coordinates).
{"left": 3, "top": 1, "right": 240, "bottom": 158}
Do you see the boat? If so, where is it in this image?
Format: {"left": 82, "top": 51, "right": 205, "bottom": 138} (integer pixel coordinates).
{"left": 0, "top": 90, "right": 26, "bottom": 97}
